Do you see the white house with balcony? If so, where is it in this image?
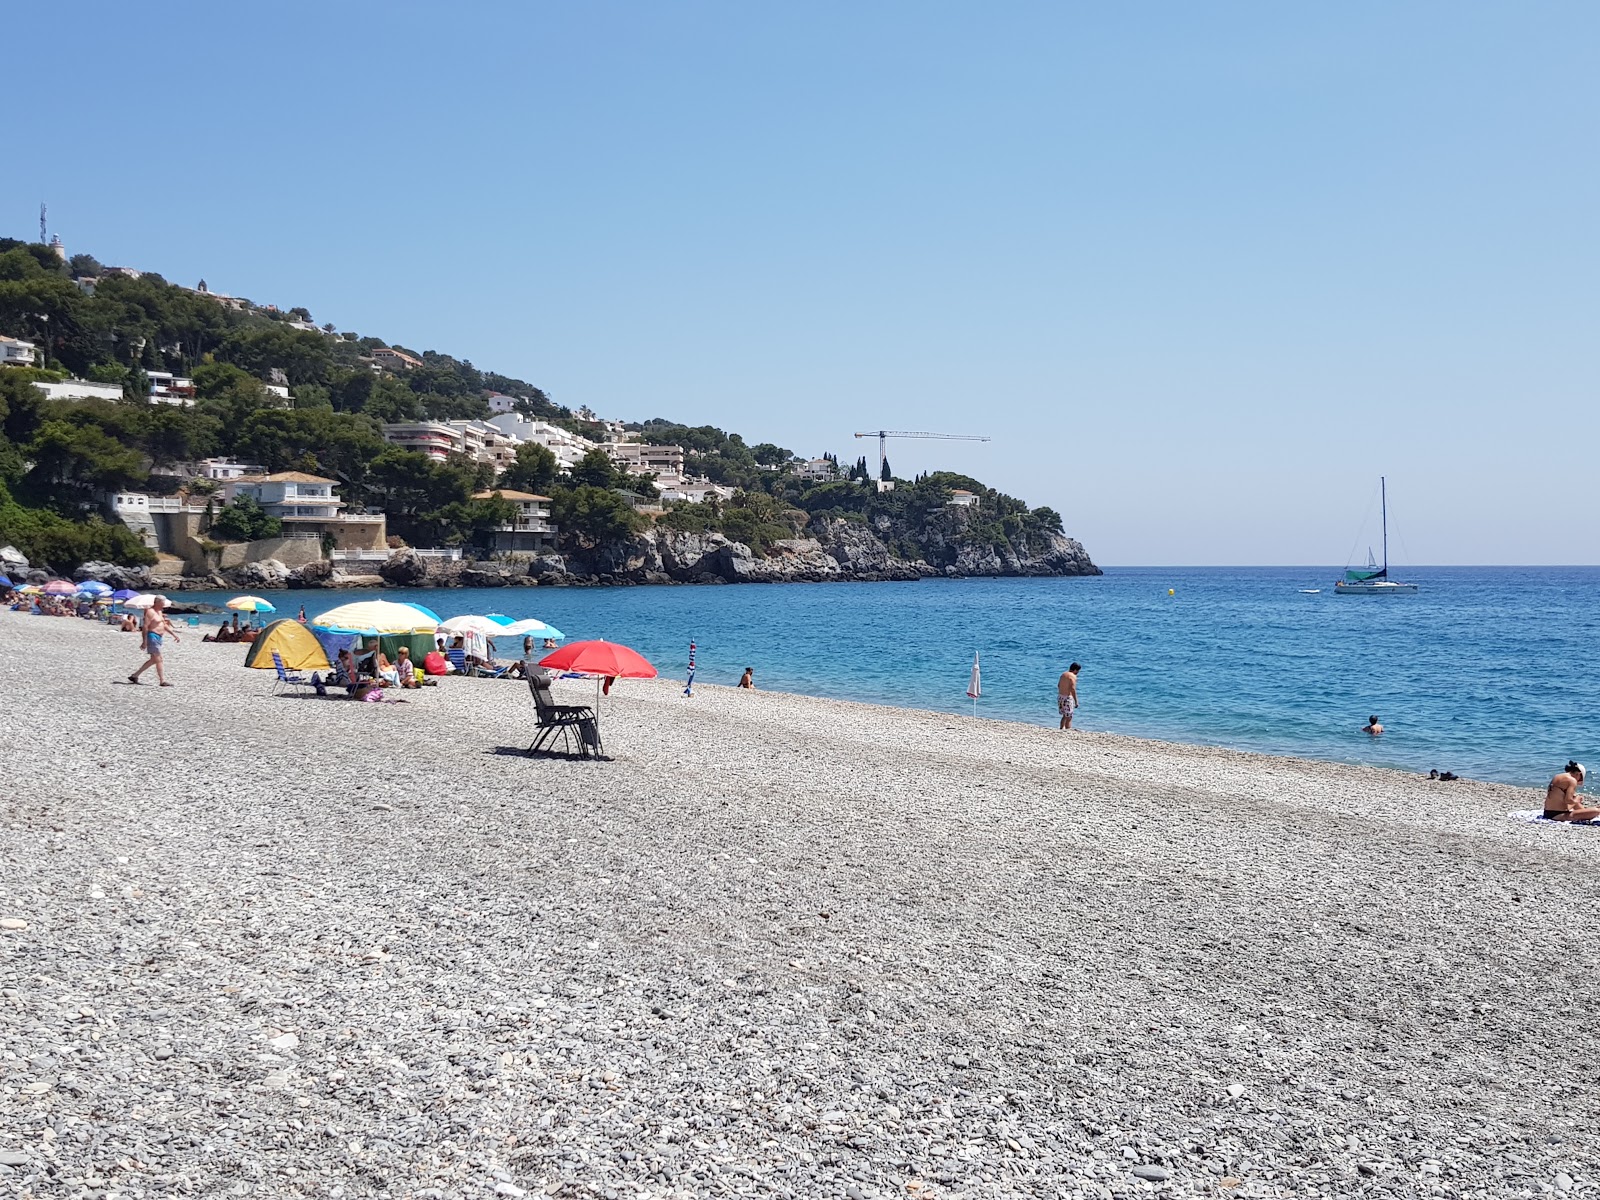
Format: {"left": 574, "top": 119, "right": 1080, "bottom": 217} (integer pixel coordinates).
{"left": 790, "top": 457, "right": 836, "bottom": 482}
{"left": 381, "top": 420, "right": 465, "bottom": 462}
{"left": 486, "top": 414, "right": 595, "bottom": 469}
{"left": 1, "top": 337, "right": 39, "bottom": 367}
{"left": 473, "top": 489, "right": 558, "bottom": 555}
{"left": 221, "top": 472, "right": 387, "bottom": 551}
{"left": 147, "top": 372, "right": 196, "bottom": 405}
{"left": 947, "top": 489, "right": 979, "bottom": 508}
{"left": 601, "top": 440, "right": 685, "bottom": 477}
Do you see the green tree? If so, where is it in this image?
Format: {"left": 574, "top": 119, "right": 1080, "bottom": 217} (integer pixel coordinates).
{"left": 499, "top": 442, "right": 558, "bottom": 494}
{"left": 568, "top": 447, "right": 618, "bottom": 490}
{"left": 550, "top": 485, "right": 644, "bottom": 545}
{"left": 880, "top": 456, "right": 893, "bottom": 482}
{"left": 22, "top": 419, "right": 147, "bottom": 511}
{"left": 211, "top": 495, "right": 282, "bottom": 541}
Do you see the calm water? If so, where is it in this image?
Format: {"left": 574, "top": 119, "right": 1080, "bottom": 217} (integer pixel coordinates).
{"left": 189, "top": 567, "right": 1600, "bottom": 785}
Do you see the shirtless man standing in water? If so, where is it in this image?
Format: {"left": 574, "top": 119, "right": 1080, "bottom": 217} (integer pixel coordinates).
{"left": 1544, "top": 761, "right": 1599, "bottom": 821}
{"left": 1057, "top": 662, "right": 1080, "bottom": 730}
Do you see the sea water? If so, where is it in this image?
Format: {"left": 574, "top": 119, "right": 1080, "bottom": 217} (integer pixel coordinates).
{"left": 194, "top": 566, "right": 1600, "bottom": 786}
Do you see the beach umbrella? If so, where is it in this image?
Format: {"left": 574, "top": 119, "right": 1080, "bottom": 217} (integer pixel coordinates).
{"left": 437, "top": 614, "right": 507, "bottom": 637}
{"left": 498, "top": 617, "right": 565, "bottom": 641}
{"left": 43, "top": 580, "right": 76, "bottom": 595}
{"left": 966, "top": 651, "right": 981, "bottom": 716}
{"left": 111, "top": 588, "right": 139, "bottom": 601}
{"left": 0, "top": 574, "right": 11, "bottom": 589}
{"left": 123, "top": 594, "right": 167, "bottom": 610}
{"left": 538, "top": 639, "right": 657, "bottom": 736}
{"left": 18, "top": 584, "right": 42, "bottom": 595}
{"left": 227, "top": 595, "right": 277, "bottom": 613}
{"left": 77, "top": 580, "right": 113, "bottom": 597}
{"left": 484, "top": 613, "right": 517, "bottom": 626}
{"left": 310, "top": 600, "right": 438, "bottom": 636}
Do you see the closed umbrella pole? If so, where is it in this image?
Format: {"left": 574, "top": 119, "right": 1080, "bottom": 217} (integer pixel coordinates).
{"left": 967, "top": 651, "right": 981, "bottom": 717}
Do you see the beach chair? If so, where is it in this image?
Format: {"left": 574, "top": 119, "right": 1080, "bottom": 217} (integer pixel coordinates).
{"left": 270, "top": 651, "right": 317, "bottom": 696}
{"left": 527, "top": 677, "right": 602, "bottom": 758}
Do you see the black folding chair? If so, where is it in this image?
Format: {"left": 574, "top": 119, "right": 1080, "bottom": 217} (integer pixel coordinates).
{"left": 527, "top": 677, "right": 602, "bottom": 758}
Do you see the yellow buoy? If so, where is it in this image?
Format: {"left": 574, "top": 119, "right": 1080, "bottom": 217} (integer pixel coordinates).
{"left": 1168, "top": 588, "right": 1175, "bottom": 596}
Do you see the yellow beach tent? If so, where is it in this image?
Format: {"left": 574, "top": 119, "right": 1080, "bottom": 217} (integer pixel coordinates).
{"left": 242, "top": 619, "right": 332, "bottom": 672}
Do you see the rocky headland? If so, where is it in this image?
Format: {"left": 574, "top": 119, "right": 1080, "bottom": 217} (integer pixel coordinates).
{"left": 7, "top": 513, "right": 1099, "bottom": 592}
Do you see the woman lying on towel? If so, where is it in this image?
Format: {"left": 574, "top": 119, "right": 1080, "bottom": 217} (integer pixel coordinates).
{"left": 1544, "top": 762, "right": 1598, "bottom": 822}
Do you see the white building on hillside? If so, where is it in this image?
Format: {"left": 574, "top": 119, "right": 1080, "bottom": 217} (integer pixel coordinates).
{"left": 147, "top": 372, "right": 196, "bottom": 405}
{"left": 487, "top": 392, "right": 520, "bottom": 414}
{"left": 31, "top": 379, "right": 124, "bottom": 402}
{"left": 0, "top": 337, "right": 39, "bottom": 367}
{"left": 947, "top": 489, "right": 979, "bottom": 508}
{"left": 472, "top": 489, "right": 558, "bottom": 554}
{"left": 486, "top": 414, "right": 595, "bottom": 469}
{"left": 790, "top": 457, "right": 835, "bottom": 482}
{"left": 198, "top": 457, "right": 266, "bottom": 481}
{"left": 601, "top": 440, "right": 685, "bottom": 477}
{"left": 370, "top": 347, "right": 422, "bottom": 371}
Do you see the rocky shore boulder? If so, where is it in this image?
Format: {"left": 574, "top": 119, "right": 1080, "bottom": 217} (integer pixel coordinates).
{"left": 227, "top": 559, "right": 291, "bottom": 589}
{"left": 379, "top": 548, "right": 430, "bottom": 587}
{"left": 73, "top": 560, "right": 153, "bottom": 591}
{"left": 0, "top": 545, "right": 29, "bottom": 577}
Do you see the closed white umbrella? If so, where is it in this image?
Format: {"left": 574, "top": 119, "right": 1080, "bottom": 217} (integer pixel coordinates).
{"left": 966, "top": 651, "right": 981, "bottom": 716}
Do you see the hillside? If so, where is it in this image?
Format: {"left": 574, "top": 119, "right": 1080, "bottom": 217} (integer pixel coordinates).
{"left": 0, "top": 238, "right": 1097, "bottom": 583}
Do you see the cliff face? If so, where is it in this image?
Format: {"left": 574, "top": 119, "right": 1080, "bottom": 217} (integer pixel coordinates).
{"left": 111, "top": 510, "right": 1099, "bottom": 590}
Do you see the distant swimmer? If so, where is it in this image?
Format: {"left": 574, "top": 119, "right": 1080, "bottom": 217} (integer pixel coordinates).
{"left": 1057, "top": 662, "right": 1080, "bottom": 730}
{"left": 738, "top": 667, "right": 755, "bottom": 690}
{"left": 1544, "top": 761, "right": 1598, "bottom": 822}
{"left": 1362, "top": 715, "right": 1384, "bottom": 735}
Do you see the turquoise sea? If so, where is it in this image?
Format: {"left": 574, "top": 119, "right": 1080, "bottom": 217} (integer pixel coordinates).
{"left": 190, "top": 567, "right": 1600, "bottom": 786}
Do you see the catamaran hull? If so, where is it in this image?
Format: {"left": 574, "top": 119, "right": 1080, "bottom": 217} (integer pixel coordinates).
{"left": 1333, "top": 581, "right": 1418, "bottom": 595}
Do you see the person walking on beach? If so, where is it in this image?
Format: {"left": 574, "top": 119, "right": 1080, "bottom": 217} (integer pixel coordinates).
{"left": 129, "top": 597, "right": 179, "bottom": 686}
{"left": 1544, "top": 761, "right": 1598, "bottom": 822}
{"left": 1057, "top": 662, "right": 1080, "bottom": 730}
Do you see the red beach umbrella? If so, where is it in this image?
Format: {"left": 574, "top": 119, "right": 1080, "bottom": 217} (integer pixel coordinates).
{"left": 538, "top": 640, "right": 657, "bottom": 739}
{"left": 538, "top": 639, "right": 657, "bottom": 679}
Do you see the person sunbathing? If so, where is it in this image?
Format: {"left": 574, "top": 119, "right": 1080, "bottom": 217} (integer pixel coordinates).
{"left": 1544, "top": 761, "right": 1598, "bottom": 822}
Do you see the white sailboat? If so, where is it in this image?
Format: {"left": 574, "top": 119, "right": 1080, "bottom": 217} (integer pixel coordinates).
{"left": 1334, "top": 477, "right": 1417, "bottom": 595}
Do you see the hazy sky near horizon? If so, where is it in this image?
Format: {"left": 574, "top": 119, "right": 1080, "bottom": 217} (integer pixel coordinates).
{"left": 9, "top": 3, "right": 1597, "bottom": 564}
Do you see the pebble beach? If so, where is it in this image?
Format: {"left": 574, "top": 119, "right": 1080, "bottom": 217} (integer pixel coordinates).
{"left": 1, "top": 615, "right": 1597, "bottom": 1200}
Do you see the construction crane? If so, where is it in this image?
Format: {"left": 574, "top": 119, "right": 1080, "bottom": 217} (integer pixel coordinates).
{"left": 853, "top": 429, "right": 991, "bottom": 479}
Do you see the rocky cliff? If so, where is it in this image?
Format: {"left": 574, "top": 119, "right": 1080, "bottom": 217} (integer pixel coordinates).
{"left": 29, "top": 509, "right": 1099, "bottom": 592}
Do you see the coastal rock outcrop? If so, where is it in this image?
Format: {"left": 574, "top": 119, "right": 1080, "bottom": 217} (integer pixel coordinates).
{"left": 379, "top": 548, "right": 430, "bottom": 587}
{"left": 73, "top": 560, "right": 153, "bottom": 591}
{"left": 228, "top": 558, "right": 291, "bottom": 589}
{"left": 0, "top": 545, "right": 29, "bottom": 577}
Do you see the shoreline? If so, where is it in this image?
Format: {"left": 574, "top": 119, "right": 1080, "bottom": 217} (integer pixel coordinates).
{"left": 2, "top": 613, "right": 1596, "bottom": 1195}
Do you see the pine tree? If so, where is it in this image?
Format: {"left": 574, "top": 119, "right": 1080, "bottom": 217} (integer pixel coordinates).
{"left": 880, "top": 456, "right": 892, "bottom": 482}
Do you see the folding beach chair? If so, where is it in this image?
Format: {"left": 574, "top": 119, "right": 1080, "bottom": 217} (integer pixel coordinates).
{"left": 270, "top": 651, "right": 317, "bottom": 696}
{"left": 527, "top": 677, "right": 602, "bottom": 758}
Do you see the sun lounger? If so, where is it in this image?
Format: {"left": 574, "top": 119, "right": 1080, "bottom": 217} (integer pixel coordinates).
{"left": 527, "top": 678, "right": 602, "bottom": 758}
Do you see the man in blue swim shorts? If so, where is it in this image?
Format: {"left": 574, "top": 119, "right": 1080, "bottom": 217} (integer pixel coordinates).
{"left": 129, "top": 596, "right": 180, "bottom": 686}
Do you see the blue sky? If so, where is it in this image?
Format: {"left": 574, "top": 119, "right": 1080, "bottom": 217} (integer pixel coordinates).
{"left": 9, "top": 2, "right": 1597, "bottom": 564}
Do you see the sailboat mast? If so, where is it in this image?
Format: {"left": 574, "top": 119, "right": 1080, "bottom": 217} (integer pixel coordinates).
{"left": 1381, "top": 476, "right": 1388, "bottom": 574}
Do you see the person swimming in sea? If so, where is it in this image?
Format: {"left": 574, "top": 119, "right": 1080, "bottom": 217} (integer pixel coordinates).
{"left": 1362, "top": 715, "right": 1383, "bottom": 735}
{"left": 1544, "top": 761, "right": 1598, "bottom": 822}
